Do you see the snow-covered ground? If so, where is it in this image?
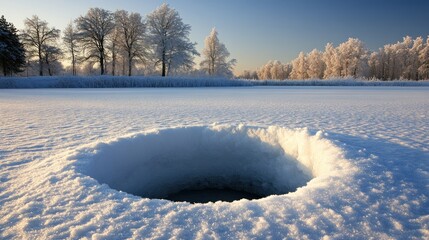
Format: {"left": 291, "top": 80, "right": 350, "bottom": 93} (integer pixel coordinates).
{"left": 0, "top": 87, "right": 428, "bottom": 239}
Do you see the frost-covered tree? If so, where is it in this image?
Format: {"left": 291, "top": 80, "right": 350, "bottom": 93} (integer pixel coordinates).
{"left": 419, "top": 37, "right": 429, "bottom": 79}
{"left": 114, "top": 10, "right": 146, "bottom": 76}
{"left": 323, "top": 43, "right": 341, "bottom": 78}
{"left": 408, "top": 37, "right": 423, "bottom": 80}
{"left": 368, "top": 51, "right": 382, "bottom": 79}
{"left": 146, "top": 4, "right": 198, "bottom": 76}
{"left": 0, "top": 15, "right": 25, "bottom": 76}
{"left": 257, "top": 60, "right": 273, "bottom": 80}
{"left": 371, "top": 36, "right": 421, "bottom": 80}
{"left": 257, "top": 60, "right": 289, "bottom": 80}
{"left": 394, "top": 36, "right": 413, "bottom": 80}
{"left": 62, "top": 22, "right": 79, "bottom": 75}
{"left": 290, "top": 52, "right": 308, "bottom": 79}
{"left": 285, "top": 36, "right": 428, "bottom": 81}
{"left": 337, "top": 38, "right": 367, "bottom": 78}
{"left": 270, "top": 61, "right": 289, "bottom": 80}
{"left": 21, "top": 15, "right": 60, "bottom": 76}
{"left": 238, "top": 70, "right": 258, "bottom": 80}
{"left": 75, "top": 8, "right": 114, "bottom": 75}
{"left": 306, "top": 49, "right": 325, "bottom": 79}
{"left": 200, "top": 28, "right": 236, "bottom": 78}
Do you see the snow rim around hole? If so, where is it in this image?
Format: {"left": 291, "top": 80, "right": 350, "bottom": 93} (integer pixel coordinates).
{"left": 70, "top": 124, "right": 348, "bottom": 204}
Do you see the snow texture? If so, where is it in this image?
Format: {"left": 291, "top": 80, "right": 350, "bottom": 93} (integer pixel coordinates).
{"left": 1, "top": 76, "right": 429, "bottom": 88}
{"left": 0, "top": 87, "right": 428, "bottom": 239}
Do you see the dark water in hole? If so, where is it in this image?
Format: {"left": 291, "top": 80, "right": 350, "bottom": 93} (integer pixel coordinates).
{"left": 166, "top": 188, "right": 264, "bottom": 203}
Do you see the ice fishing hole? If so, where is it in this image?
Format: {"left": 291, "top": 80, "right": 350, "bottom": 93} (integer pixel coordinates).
{"left": 85, "top": 125, "right": 327, "bottom": 203}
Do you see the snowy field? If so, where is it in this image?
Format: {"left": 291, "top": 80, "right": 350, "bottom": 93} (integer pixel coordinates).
{"left": 0, "top": 87, "right": 428, "bottom": 239}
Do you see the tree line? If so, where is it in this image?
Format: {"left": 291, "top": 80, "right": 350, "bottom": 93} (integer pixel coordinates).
{"left": 1, "top": 3, "right": 428, "bottom": 80}
{"left": 248, "top": 37, "right": 429, "bottom": 81}
{"left": 0, "top": 4, "right": 235, "bottom": 78}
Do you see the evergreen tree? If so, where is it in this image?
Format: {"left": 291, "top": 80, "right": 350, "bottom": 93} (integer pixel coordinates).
{"left": 0, "top": 16, "right": 26, "bottom": 76}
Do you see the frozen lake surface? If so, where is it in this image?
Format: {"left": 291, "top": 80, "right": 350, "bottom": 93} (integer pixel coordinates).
{"left": 0, "top": 87, "right": 428, "bottom": 239}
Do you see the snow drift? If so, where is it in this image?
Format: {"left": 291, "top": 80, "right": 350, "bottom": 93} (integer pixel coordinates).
{"left": 71, "top": 125, "right": 344, "bottom": 203}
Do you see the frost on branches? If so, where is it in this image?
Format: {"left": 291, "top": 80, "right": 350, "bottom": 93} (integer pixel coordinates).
{"left": 257, "top": 60, "right": 291, "bottom": 80}
{"left": 146, "top": 4, "right": 198, "bottom": 77}
{"left": 75, "top": 8, "right": 115, "bottom": 75}
{"left": 257, "top": 36, "right": 429, "bottom": 81}
{"left": 200, "top": 28, "right": 236, "bottom": 78}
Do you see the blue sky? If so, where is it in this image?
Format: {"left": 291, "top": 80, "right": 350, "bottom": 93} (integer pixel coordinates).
{"left": 1, "top": 0, "right": 428, "bottom": 74}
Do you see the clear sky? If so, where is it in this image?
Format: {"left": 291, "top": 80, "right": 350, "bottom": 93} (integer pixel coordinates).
{"left": 1, "top": 0, "right": 429, "bottom": 74}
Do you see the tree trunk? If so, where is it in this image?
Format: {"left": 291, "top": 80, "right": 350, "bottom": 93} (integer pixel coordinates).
{"left": 111, "top": 45, "right": 116, "bottom": 76}
{"left": 38, "top": 50, "right": 43, "bottom": 76}
{"left": 100, "top": 49, "right": 105, "bottom": 75}
{"left": 2, "top": 62, "right": 6, "bottom": 76}
{"left": 71, "top": 49, "right": 76, "bottom": 76}
{"left": 162, "top": 50, "right": 166, "bottom": 77}
{"left": 122, "top": 57, "right": 126, "bottom": 76}
{"left": 45, "top": 55, "right": 52, "bottom": 76}
{"left": 128, "top": 51, "right": 132, "bottom": 76}
{"left": 112, "top": 55, "right": 116, "bottom": 76}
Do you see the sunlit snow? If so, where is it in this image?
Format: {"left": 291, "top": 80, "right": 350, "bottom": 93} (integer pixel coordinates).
{"left": 0, "top": 87, "right": 428, "bottom": 239}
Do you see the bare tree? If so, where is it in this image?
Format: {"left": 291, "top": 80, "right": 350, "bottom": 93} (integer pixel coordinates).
{"left": 75, "top": 8, "right": 114, "bottom": 75}
{"left": 42, "top": 45, "right": 62, "bottom": 76}
{"left": 62, "top": 22, "right": 79, "bottom": 75}
{"left": 21, "top": 15, "right": 60, "bottom": 76}
{"left": 146, "top": 4, "right": 198, "bottom": 76}
{"left": 114, "top": 10, "right": 146, "bottom": 76}
{"left": 200, "top": 28, "right": 236, "bottom": 78}
{"left": 108, "top": 27, "right": 120, "bottom": 76}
